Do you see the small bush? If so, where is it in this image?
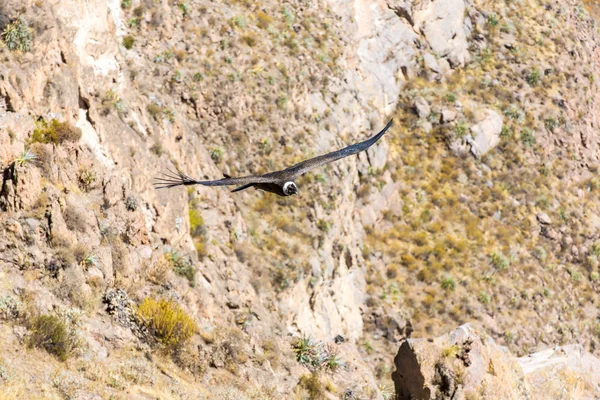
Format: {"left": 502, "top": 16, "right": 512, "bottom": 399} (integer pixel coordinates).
{"left": 292, "top": 336, "right": 343, "bottom": 372}
{"left": 520, "top": 128, "right": 535, "bottom": 146}
{"left": 297, "top": 374, "right": 326, "bottom": 400}
{"left": 14, "top": 148, "right": 37, "bottom": 167}
{"left": 232, "top": 15, "right": 247, "bottom": 28}
{"left": 0, "top": 296, "right": 23, "bottom": 320}
{"left": 317, "top": 219, "right": 330, "bottom": 233}
{"left": 189, "top": 208, "right": 205, "bottom": 237}
{"left": 147, "top": 103, "right": 163, "bottom": 119}
{"left": 526, "top": 69, "right": 541, "bottom": 87}
{"left": 487, "top": 13, "right": 499, "bottom": 27}
{"left": 137, "top": 298, "right": 196, "bottom": 351}
{"left": 125, "top": 195, "right": 138, "bottom": 211}
{"left": 441, "top": 276, "right": 456, "bottom": 291}
{"left": 241, "top": 34, "right": 257, "bottom": 47}
{"left": 122, "top": 35, "right": 134, "bottom": 49}
{"left": 29, "top": 119, "right": 82, "bottom": 145}
{"left": 490, "top": 252, "right": 509, "bottom": 270}
{"left": 28, "top": 314, "right": 78, "bottom": 361}
{"left": 149, "top": 143, "right": 164, "bottom": 156}
{"left": 210, "top": 148, "right": 224, "bottom": 163}
{"left": 444, "top": 93, "right": 456, "bottom": 103}
{"left": 165, "top": 250, "right": 196, "bottom": 285}
{"left": 1, "top": 17, "right": 33, "bottom": 52}
{"left": 256, "top": 11, "right": 274, "bottom": 29}
{"left": 454, "top": 122, "right": 468, "bottom": 137}
{"left": 78, "top": 167, "right": 96, "bottom": 191}
{"left": 192, "top": 72, "right": 204, "bottom": 82}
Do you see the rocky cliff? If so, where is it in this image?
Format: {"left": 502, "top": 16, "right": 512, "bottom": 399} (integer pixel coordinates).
{"left": 1, "top": 0, "right": 600, "bottom": 398}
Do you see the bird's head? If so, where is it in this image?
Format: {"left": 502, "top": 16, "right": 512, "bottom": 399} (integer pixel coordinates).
{"left": 283, "top": 181, "right": 298, "bottom": 196}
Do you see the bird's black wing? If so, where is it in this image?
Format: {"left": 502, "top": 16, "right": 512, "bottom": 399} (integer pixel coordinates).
{"left": 153, "top": 168, "right": 278, "bottom": 190}
{"left": 284, "top": 119, "right": 393, "bottom": 179}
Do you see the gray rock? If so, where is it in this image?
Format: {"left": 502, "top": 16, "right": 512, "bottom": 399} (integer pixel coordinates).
{"left": 423, "top": 53, "right": 440, "bottom": 73}
{"left": 413, "top": 96, "right": 431, "bottom": 118}
{"left": 441, "top": 109, "right": 457, "bottom": 123}
{"left": 469, "top": 109, "right": 503, "bottom": 158}
{"left": 536, "top": 212, "right": 552, "bottom": 225}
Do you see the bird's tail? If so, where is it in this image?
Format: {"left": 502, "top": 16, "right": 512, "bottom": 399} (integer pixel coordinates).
{"left": 153, "top": 168, "right": 199, "bottom": 189}
{"left": 231, "top": 183, "right": 254, "bottom": 193}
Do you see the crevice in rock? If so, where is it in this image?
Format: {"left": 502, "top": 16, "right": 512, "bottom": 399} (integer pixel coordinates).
{"left": 388, "top": 3, "right": 414, "bottom": 26}
{"left": 2, "top": 91, "right": 14, "bottom": 112}
{"left": 78, "top": 87, "right": 95, "bottom": 127}
{"left": 0, "top": 163, "right": 16, "bottom": 211}
{"left": 400, "top": 66, "right": 409, "bottom": 81}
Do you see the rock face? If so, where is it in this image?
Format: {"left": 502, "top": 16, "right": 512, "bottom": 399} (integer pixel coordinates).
{"left": 412, "top": 0, "right": 471, "bottom": 67}
{"left": 392, "top": 324, "right": 600, "bottom": 400}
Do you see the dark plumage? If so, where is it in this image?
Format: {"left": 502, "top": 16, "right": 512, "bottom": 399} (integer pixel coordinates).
{"left": 154, "top": 119, "right": 393, "bottom": 196}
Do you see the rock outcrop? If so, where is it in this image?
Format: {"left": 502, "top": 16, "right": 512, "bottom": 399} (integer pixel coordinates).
{"left": 393, "top": 324, "right": 600, "bottom": 399}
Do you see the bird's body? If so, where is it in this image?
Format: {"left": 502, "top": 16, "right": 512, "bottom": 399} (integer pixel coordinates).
{"left": 154, "top": 119, "right": 393, "bottom": 196}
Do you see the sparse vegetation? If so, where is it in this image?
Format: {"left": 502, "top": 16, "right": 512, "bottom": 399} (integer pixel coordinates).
{"left": 292, "top": 336, "right": 343, "bottom": 372}
{"left": 165, "top": 250, "right": 197, "bottom": 285}
{"left": 13, "top": 148, "right": 37, "bottom": 167}
{"left": 136, "top": 298, "right": 196, "bottom": 351}
{"left": 122, "top": 35, "right": 134, "bottom": 49}
{"left": 29, "top": 119, "right": 82, "bottom": 145}
{"left": 526, "top": 68, "right": 541, "bottom": 87}
{"left": 487, "top": 13, "right": 499, "bottom": 27}
{"left": 27, "top": 314, "right": 79, "bottom": 361}
{"left": 1, "top": 16, "right": 33, "bottom": 52}
{"left": 441, "top": 276, "right": 456, "bottom": 291}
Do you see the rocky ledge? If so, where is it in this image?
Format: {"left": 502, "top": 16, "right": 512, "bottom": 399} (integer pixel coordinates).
{"left": 392, "top": 324, "right": 600, "bottom": 399}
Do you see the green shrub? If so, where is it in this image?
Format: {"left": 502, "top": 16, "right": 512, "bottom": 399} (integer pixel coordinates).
{"left": 490, "top": 252, "right": 509, "bottom": 270}
{"left": 165, "top": 250, "right": 197, "bottom": 285}
{"left": 189, "top": 208, "right": 205, "bottom": 237}
{"left": 210, "top": 148, "right": 224, "bottom": 163}
{"left": 520, "top": 128, "right": 535, "bottom": 146}
{"left": 137, "top": 298, "right": 196, "bottom": 350}
{"left": 28, "top": 314, "right": 78, "bottom": 361}
{"left": 526, "top": 69, "right": 541, "bottom": 87}
{"left": 487, "top": 13, "right": 499, "bottom": 27}
{"left": 29, "top": 119, "right": 82, "bottom": 145}
{"left": 455, "top": 123, "right": 468, "bottom": 137}
{"left": 441, "top": 276, "right": 456, "bottom": 291}
{"left": 123, "top": 35, "right": 134, "bottom": 49}
{"left": 317, "top": 219, "right": 330, "bottom": 233}
{"left": 1, "top": 17, "right": 33, "bottom": 52}
{"left": 444, "top": 93, "right": 456, "bottom": 103}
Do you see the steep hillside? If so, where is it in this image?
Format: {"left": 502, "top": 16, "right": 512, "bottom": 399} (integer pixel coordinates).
{"left": 0, "top": 0, "right": 599, "bottom": 398}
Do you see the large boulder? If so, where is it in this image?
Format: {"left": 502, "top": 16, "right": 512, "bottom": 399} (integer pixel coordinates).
{"left": 392, "top": 324, "right": 600, "bottom": 399}
{"left": 468, "top": 109, "right": 503, "bottom": 158}
{"left": 392, "top": 324, "right": 528, "bottom": 399}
